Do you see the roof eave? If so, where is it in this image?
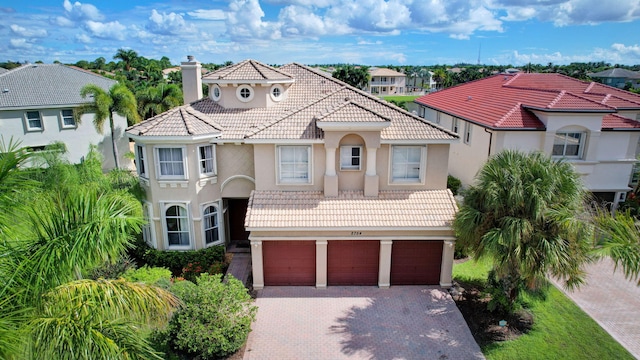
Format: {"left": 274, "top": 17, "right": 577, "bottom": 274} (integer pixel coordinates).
{"left": 126, "top": 133, "right": 222, "bottom": 143}
{"left": 316, "top": 121, "right": 391, "bottom": 131}
{"left": 202, "top": 78, "right": 295, "bottom": 86}
{"left": 523, "top": 105, "right": 615, "bottom": 113}
{"left": 414, "top": 103, "right": 545, "bottom": 131}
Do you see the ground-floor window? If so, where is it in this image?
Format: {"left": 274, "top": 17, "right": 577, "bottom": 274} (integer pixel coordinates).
{"left": 165, "top": 204, "right": 190, "bottom": 248}
{"left": 203, "top": 204, "right": 220, "bottom": 246}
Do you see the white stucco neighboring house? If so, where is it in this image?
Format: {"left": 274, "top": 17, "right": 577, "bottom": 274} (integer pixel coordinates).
{"left": 126, "top": 58, "right": 460, "bottom": 290}
{"left": 365, "top": 67, "right": 406, "bottom": 95}
{"left": 415, "top": 72, "right": 640, "bottom": 208}
{"left": 0, "top": 64, "right": 131, "bottom": 170}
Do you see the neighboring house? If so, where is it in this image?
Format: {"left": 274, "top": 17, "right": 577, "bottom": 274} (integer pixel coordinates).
{"left": 365, "top": 67, "right": 406, "bottom": 95}
{"left": 415, "top": 73, "right": 640, "bottom": 208}
{"left": 126, "top": 58, "right": 459, "bottom": 289}
{"left": 0, "top": 64, "right": 131, "bottom": 170}
{"left": 589, "top": 68, "right": 640, "bottom": 89}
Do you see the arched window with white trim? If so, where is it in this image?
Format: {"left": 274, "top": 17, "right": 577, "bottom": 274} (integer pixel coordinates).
{"left": 203, "top": 204, "right": 220, "bottom": 246}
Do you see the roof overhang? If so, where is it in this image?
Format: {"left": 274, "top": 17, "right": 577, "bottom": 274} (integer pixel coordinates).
{"left": 242, "top": 138, "right": 324, "bottom": 144}
{"left": 523, "top": 105, "right": 615, "bottom": 113}
{"left": 126, "top": 133, "right": 222, "bottom": 144}
{"left": 202, "top": 79, "right": 295, "bottom": 86}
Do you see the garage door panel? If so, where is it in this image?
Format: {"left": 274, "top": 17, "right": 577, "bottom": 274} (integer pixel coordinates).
{"left": 263, "top": 241, "right": 315, "bottom": 286}
{"left": 328, "top": 240, "right": 379, "bottom": 286}
{"left": 391, "top": 241, "right": 442, "bottom": 285}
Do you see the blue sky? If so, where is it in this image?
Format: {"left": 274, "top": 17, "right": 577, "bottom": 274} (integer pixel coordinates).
{"left": 2, "top": 0, "right": 640, "bottom": 66}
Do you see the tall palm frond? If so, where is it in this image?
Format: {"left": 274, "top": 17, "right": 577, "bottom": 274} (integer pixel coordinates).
{"left": 594, "top": 210, "right": 640, "bottom": 284}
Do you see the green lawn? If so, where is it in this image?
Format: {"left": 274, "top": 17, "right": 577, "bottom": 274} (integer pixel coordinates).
{"left": 453, "top": 259, "right": 634, "bottom": 360}
{"left": 382, "top": 95, "right": 420, "bottom": 103}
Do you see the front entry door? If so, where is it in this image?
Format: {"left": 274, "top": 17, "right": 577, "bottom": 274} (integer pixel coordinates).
{"left": 226, "top": 198, "right": 250, "bottom": 248}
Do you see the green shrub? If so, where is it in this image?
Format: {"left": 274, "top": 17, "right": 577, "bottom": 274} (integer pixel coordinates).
{"left": 129, "top": 237, "right": 225, "bottom": 276}
{"left": 89, "top": 255, "right": 136, "bottom": 280}
{"left": 122, "top": 266, "right": 172, "bottom": 289}
{"left": 447, "top": 175, "right": 462, "bottom": 195}
{"left": 156, "top": 274, "right": 257, "bottom": 359}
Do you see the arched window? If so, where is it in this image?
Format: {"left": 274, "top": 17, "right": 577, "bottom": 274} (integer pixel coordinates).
{"left": 165, "top": 205, "right": 190, "bottom": 247}
{"left": 203, "top": 205, "right": 220, "bottom": 245}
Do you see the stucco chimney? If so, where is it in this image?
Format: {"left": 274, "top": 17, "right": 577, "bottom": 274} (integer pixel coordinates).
{"left": 181, "top": 55, "right": 203, "bottom": 104}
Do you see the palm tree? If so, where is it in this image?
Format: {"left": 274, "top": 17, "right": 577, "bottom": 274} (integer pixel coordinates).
{"left": 78, "top": 83, "right": 141, "bottom": 169}
{"left": 431, "top": 68, "right": 448, "bottom": 90}
{"left": 0, "top": 144, "right": 179, "bottom": 359}
{"left": 454, "top": 150, "right": 593, "bottom": 309}
{"left": 593, "top": 210, "right": 640, "bottom": 284}
{"left": 137, "top": 84, "right": 183, "bottom": 119}
{"left": 113, "top": 48, "right": 138, "bottom": 71}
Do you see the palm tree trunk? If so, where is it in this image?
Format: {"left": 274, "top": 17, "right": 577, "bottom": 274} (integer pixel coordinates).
{"left": 109, "top": 115, "right": 120, "bottom": 170}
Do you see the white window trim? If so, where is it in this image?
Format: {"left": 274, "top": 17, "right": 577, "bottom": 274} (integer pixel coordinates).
{"left": 211, "top": 85, "right": 222, "bottom": 101}
{"left": 236, "top": 84, "right": 254, "bottom": 103}
{"left": 270, "top": 84, "right": 284, "bottom": 102}
{"left": 161, "top": 202, "right": 192, "bottom": 250}
{"left": 552, "top": 131, "right": 586, "bottom": 159}
{"left": 276, "top": 145, "right": 313, "bottom": 185}
{"left": 435, "top": 112, "right": 441, "bottom": 124}
{"left": 340, "top": 145, "right": 363, "bottom": 171}
{"left": 24, "top": 110, "right": 43, "bottom": 131}
{"left": 452, "top": 118, "right": 459, "bottom": 134}
{"left": 142, "top": 202, "right": 157, "bottom": 248}
{"left": 201, "top": 202, "right": 223, "bottom": 247}
{"left": 389, "top": 145, "right": 427, "bottom": 185}
{"left": 463, "top": 121, "right": 472, "bottom": 145}
{"left": 59, "top": 109, "right": 77, "bottom": 129}
{"left": 198, "top": 144, "right": 217, "bottom": 177}
{"left": 136, "top": 145, "right": 148, "bottom": 179}
{"left": 154, "top": 146, "right": 188, "bottom": 180}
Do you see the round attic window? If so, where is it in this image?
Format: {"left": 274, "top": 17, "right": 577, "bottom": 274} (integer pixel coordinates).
{"left": 236, "top": 85, "right": 254, "bottom": 103}
{"left": 270, "top": 84, "right": 284, "bottom": 102}
{"left": 211, "top": 85, "right": 221, "bottom": 101}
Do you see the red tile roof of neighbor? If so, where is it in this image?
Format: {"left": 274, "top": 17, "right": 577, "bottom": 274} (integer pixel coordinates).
{"left": 415, "top": 73, "right": 640, "bottom": 130}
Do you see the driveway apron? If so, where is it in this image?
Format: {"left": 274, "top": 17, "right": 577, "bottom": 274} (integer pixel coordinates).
{"left": 551, "top": 258, "right": 640, "bottom": 359}
{"left": 243, "top": 286, "right": 484, "bottom": 360}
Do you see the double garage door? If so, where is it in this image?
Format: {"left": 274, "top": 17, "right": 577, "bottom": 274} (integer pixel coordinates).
{"left": 262, "top": 240, "right": 442, "bottom": 286}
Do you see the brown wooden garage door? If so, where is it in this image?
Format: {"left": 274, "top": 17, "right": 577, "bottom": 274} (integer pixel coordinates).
{"left": 328, "top": 240, "right": 379, "bottom": 285}
{"left": 263, "top": 241, "right": 315, "bottom": 286}
{"left": 391, "top": 241, "right": 443, "bottom": 285}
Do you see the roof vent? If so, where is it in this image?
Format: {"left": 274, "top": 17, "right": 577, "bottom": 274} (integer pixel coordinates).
{"left": 467, "top": 96, "right": 472, "bottom": 101}
{"left": 187, "top": 55, "right": 194, "bottom": 62}
{"left": 2, "top": 89, "right": 8, "bottom": 93}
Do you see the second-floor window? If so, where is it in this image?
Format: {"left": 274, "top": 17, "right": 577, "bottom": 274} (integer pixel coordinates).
{"left": 156, "top": 147, "right": 186, "bottom": 179}
{"left": 60, "top": 109, "right": 76, "bottom": 128}
{"left": 340, "top": 146, "right": 362, "bottom": 170}
{"left": 25, "top": 111, "right": 42, "bottom": 131}
{"left": 463, "top": 122, "right": 472, "bottom": 145}
{"left": 553, "top": 132, "right": 585, "bottom": 158}
{"left": 198, "top": 145, "right": 216, "bottom": 176}
{"left": 391, "top": 145, "right": 425, "bottom": 183}
{"left": 278, "top": 145, "right": 311, "bottom": 184}
{"left": 136, "top": 145, "right": 147, "bottom": 178}
{"left": 452, "top": 118, "right": 459, "bottom": 134}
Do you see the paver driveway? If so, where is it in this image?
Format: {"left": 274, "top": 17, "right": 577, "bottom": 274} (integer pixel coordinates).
{"left": 243, "top": 286, "right": 484, "bottom": 360}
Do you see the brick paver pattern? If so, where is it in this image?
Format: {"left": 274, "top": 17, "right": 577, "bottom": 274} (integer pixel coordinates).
{"left": 551, "top": 258, "right": 640, "bottom": 359}
{"left": 243, "top": 286, "right": 484, "bottom": 360}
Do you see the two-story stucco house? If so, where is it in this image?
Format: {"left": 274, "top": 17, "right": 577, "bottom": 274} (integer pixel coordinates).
{"left": 126, "top": 58, "right": 459, "bottom": 289}
{"left": 414, "top": 73, "right": 640, "bottom": 208}
{"left": 365, "top": 67, "right": 406, "bottom": 95}
{"left": 0, "top": 64, "right": 131, "bottom": 170}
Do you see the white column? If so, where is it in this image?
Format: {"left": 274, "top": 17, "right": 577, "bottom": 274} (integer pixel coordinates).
{"left": 440, "top": 239, "right": 455, "bottom": 287}
{"left": 366, "top": 147, "right": 377, "bottom": 176}
{"left": 316, "top": 240, "right": 328, "bottom": 289}
{"left": 251, "top": 239, "right": 264, "bottom": 290}
{"left": 325, "top": 147, "right": 336, "bottom": 176}
{"left": 378, "top": 240, "right": 393, "bottom": 288}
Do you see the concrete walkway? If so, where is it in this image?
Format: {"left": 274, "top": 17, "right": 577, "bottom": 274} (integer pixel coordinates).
{"left": 243, "top": 286, "right": 484, "bottom": 360}
{"left": 550, "top": 258, "right": 640, "bottom": 359}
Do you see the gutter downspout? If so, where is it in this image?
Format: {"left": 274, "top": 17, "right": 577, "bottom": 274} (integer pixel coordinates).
{"left": 484, "top": 128, "right": 493, "bottom": 157}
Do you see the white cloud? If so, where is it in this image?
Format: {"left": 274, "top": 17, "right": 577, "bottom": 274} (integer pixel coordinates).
{"left": 279, "top": 5, "right": 328, "bottom": 36}
{"left": 85, "top": 20, "right": 127, "bottom": 40}
{"left": 226, "top": 0, "right": 282, "bottom": 40}
{"left": 10, "top": 24, "right": 48, "bottom": 38}
{"left": 500, "top": 42, "right": 640, "bottom": 65}
{"left": 147, "top": 10, "right": 196, "bottom": 35}
{"left": 187, "top": 9, "right": 226, "bottom": 20}
{"left": 496, "top": 0, "right": 640, "bottom": 26}
{"left": 9, "top": 38, "right": 32, "bottom": 49}
{"left": 63, "top": 0, "right": 103, "bottom": 21}
{"left": 53, "top": 16, "right": 75, "bottom": 27}
{"left": 75, "top": 33, "right": 92, "bottom": 44}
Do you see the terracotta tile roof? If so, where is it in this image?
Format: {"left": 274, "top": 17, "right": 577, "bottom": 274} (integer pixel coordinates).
{"left": 245, "top": 190, "right": 457, "bottom": 229}
{"left": 128, "top": 61, "right": 457, "bottom": 142}
{"left": 415, "top": 73, "right": 640, "bottom": 130}
{"left": 369, "top": 68, "right": 406, "bottom": 77}
{"left": 316, "top": 101, "right": 391, "bottom": 123}
{"left": 602, "top": 113, "right": 640, "bottom": 130}
{"left": 202, "top": 60, "right": 293, "bottom": 81}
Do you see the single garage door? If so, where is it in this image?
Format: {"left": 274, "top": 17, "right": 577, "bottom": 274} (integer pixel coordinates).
{"left": 328, "top": 240, "right": 379, "bottom": 285}
{"left": 263, "top": 241, "right": 316, "bottom": 286}
{"left": 391, "top": 241, "right": 443, "bottom": 285}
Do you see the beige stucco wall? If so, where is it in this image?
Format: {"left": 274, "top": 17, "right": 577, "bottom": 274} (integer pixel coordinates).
{"left": 209, "top": 83, "right": 292, "bottom": 109}
{"left": 0, "top": 108, "right": 131, "bottom": 170}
